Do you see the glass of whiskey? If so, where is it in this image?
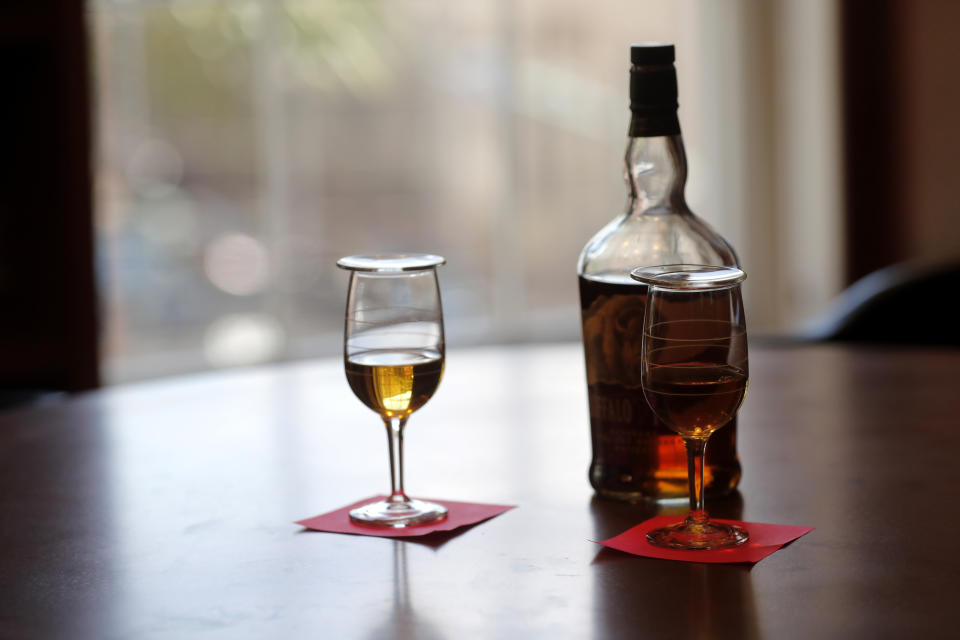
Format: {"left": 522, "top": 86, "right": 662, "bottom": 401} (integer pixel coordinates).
{"left": 337, "top": 253, "right": 448, "bottom": 528}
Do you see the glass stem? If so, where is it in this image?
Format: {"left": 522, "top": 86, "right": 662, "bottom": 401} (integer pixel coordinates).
{"left": 684, "top": 436, "right": 708, "bottom": 525}
{"left": 384, "top": 416, "right": 409, "bottom": 504}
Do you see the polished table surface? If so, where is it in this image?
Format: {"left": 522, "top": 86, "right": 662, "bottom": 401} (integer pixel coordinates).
{"left": 2, "top": 343, "right": 958, "bottom": 638}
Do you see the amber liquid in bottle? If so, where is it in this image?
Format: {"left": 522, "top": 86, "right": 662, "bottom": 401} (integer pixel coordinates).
{"left": 580, "top": 274, "right": 741, "bottom": 500}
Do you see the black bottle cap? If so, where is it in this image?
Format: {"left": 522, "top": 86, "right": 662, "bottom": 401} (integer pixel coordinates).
{"left": 630, "top": 43, "right": 675, "bottom": 65}
{"left": 629, "top": 43, "right": 680, "bottom": 137}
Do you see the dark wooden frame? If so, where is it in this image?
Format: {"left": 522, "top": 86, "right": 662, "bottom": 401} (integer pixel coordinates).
{"left": 0, "top": 1, "right": 98, "bottom": 394}
{"left": 840, "top": 0, "right": 906, "bottom": 284}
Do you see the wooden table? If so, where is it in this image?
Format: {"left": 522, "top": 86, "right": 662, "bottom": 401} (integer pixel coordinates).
{"left": 1, "top": 343, "right": 957, "bottom": 638}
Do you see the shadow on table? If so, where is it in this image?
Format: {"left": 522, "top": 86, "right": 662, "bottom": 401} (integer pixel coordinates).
{"left": 588, "top": 491, "right": 762, "bottom": 639}
{"left": 587, "top": 490, "right": 745, "bottom": 542}
{"left": 294, "top": 520, "right": 487, "bottom": 550}
{"left": 399, "top": 521, "right": 491, "bottom": 550}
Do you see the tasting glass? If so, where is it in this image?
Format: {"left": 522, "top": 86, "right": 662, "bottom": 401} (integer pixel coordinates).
{"left": 631, "top": 264, "right": 749, "bottom": 550}
{"left": 337, "top": 253, "right": 448, "bottom": 527}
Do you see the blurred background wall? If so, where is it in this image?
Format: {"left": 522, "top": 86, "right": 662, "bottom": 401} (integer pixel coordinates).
{"left": 1, "top": 0, "right": 958, "bottom": 389}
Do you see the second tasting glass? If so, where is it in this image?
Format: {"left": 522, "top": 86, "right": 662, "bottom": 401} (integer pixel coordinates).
{"left": 338, "top": 253, "right": 448, "bottom": 527}
{"left": 631, "top": 264, "right": 749, "bottom": 550}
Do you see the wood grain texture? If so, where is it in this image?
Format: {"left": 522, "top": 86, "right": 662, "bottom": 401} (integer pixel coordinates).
{"left": 1, "top": 343, "right": 957, "bottom": 638}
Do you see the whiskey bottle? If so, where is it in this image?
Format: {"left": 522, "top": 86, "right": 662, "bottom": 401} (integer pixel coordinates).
{"left": 578, "top": 43, "right": 741, "bottom": 501}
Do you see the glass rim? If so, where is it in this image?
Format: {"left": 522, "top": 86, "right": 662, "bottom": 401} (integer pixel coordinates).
{"left": 629, "top": 264, "right": 746, "bottom": 289}
{"left": 336, "top": 253, "right": 446, "bottom": 272}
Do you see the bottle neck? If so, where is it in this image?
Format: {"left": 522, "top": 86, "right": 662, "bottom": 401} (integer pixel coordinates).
{"left": 624, "top": 134, "right": 688, "bottom": 215}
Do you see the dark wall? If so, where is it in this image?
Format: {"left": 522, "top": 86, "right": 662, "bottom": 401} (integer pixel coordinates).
{"left": 841, "top": 0, "right": 960, "bottom": 284}
{"left": 841, "top": 0, "right": 903, "bottom": 283}
{"left": 0, "top": 2, "right": 98, "bottom": 393}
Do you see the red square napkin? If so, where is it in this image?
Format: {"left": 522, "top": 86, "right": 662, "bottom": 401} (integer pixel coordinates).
{"left": 596, "top": 515, "right": 814, "bottom": 564}
{"left": 296, "top": 495, "right": 515, "bottom": 538}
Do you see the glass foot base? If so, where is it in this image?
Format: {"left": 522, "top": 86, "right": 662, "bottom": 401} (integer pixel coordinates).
{"left": 647, "top": 519, "right": 748, "bottom": 550}
{"left": 349, "top": 498, "right": 448, "bottom": 528}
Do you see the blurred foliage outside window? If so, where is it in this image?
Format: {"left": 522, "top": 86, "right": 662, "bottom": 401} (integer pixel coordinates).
{"left": 91, "top": 0, "right": 706, "bottom": 383}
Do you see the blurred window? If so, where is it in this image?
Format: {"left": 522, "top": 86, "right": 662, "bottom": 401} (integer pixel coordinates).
{"left": 92, "top": 1, "right": 842, "bottom": 383}
{"left": 91, "top": 0, "right": 707, "bottom": 382}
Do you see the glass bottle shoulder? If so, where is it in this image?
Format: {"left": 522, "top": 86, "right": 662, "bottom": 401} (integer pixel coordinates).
{"left": 577, "top": 208, "right": 738, "bottom": 281}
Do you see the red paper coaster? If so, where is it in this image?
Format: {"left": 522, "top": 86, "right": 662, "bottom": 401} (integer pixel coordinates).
{"left": 296, "top": 496, "right": 516, "bottom": 538}
{"left": 596, "top": 515, "right": 814, "bottom": 564}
